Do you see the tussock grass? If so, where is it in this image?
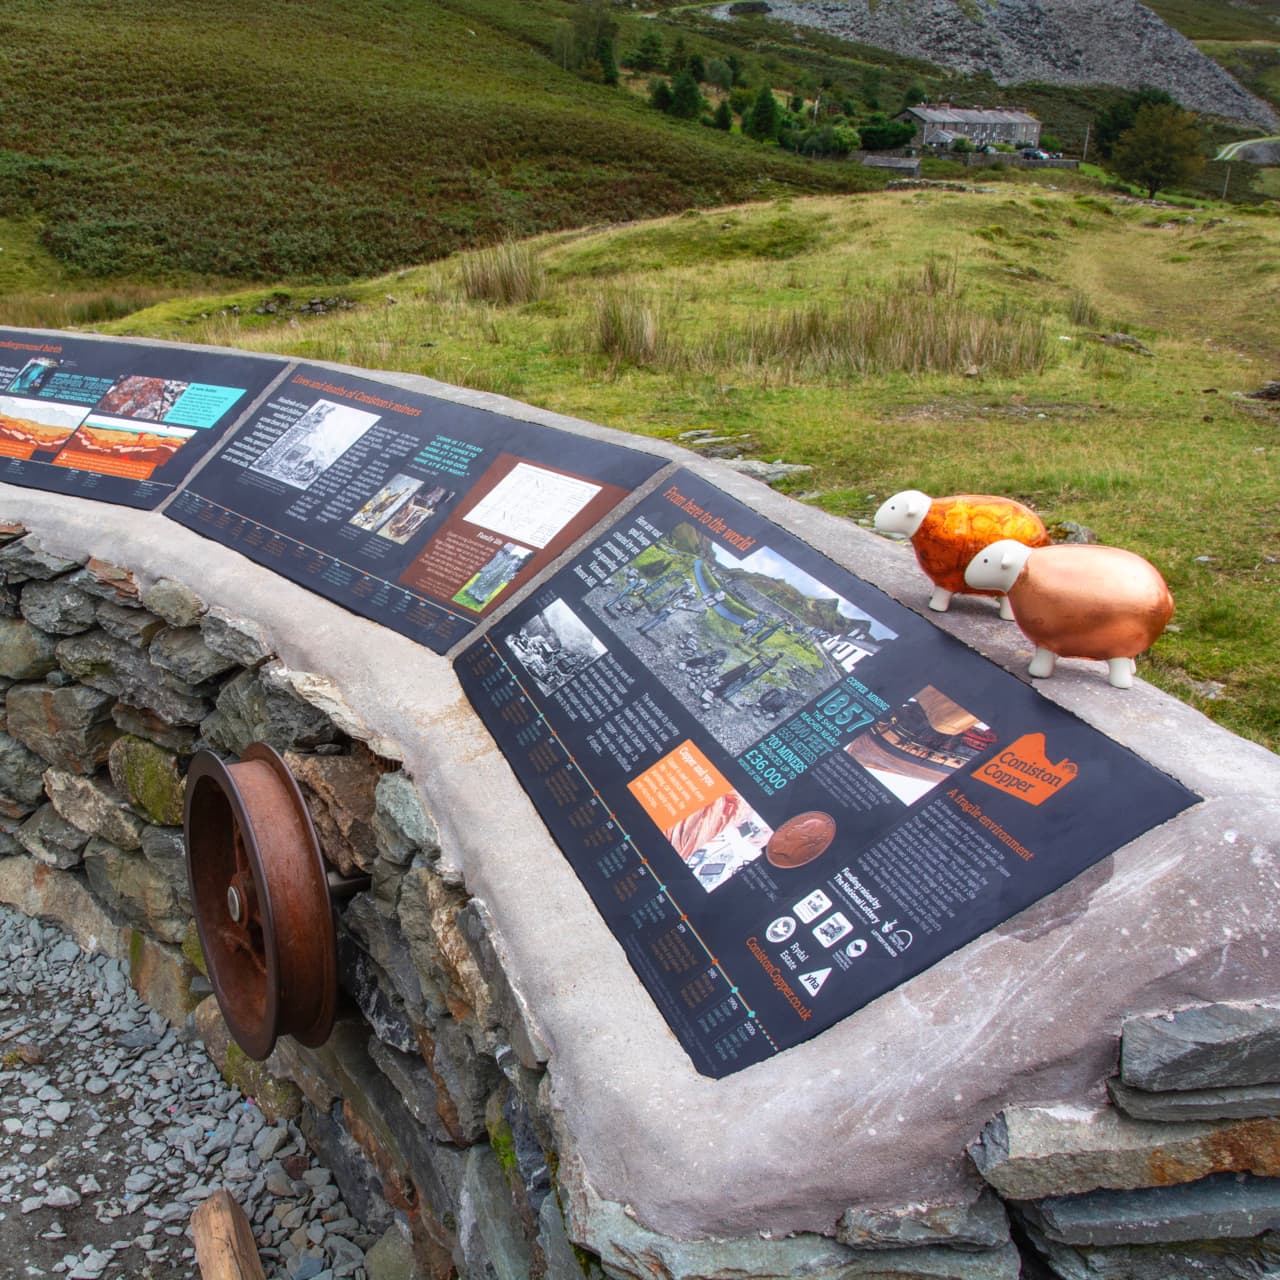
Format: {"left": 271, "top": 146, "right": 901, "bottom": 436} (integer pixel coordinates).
{"left": 459, "top": 241, "right": 546, "bottom": 306}
{"left": 588, "top": 288, "right": 675, "bottom": 368}
{"left": 0, "top": 286, "right": 180, "bottom": 329}
{"left": 709, "top": 293, "right": 1048, "bottom": 379}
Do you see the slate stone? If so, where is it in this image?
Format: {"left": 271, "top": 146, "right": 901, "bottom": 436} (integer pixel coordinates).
{"left": 0, "top": 617, "right": 59, "bottom": 680}
{"left": 127, "top": 929, "right": 203, "bottom": 1028}
{"left": 498, "top": 1080, "right": 552, "bottom": 1214}
{"left": 0, "top": 538, "right": 84, "bottom": 584}
{"left": 140, "top": 577, "right": 206, "bottom": 628}
{"left": 16, "top": 803, "right": 92, "bottom": 869}
{"left": 458, "top": 1146, "right": 534, "bottom": 1280}
{"left": 969, "top": 1104, "right": 1280, "bottom": 1200}
{"left": 192, "top": 997, "right": 301, "bottom": 1121}
{"left": 1121, "top": 1003, "right": 1280, "bottom": 1091}
{"left": 1109, "top": 1076, "right": 1280, "bottom": 1123}
{"left": 83, "top": 837, "right": 186, "bottom": 942}
{"left": 95, "top": 600, "right": 165, "bottom": 648}
{"left": 107, "top": 735, "right": 185, "bottom": 826}
{"left": 363, "top": 1221, "right": 421, "bottom": 1280}
{"left": 286, "top": 749, "right": 380, "bottom": 875}
{"left": 581, "top": 1192, "right": 1022, "bottom": 1280}
{"left": 299, "top": 1100, "right": 395, "bottom": 1237}
{"left": 337, "top": 930, "right": 420, "bottom": 1055}
{"left": 0, "top": 582, "right": 19, "bottom": 619}
{"left": 0, "top": 730, "right": 51, "bottom": 816}
{"left": 19, "top": 579, "right": 97, "bottom": 635}
{"left": 110, "top": 703, "right": 197, "bottom": 754}
{"left": 149, "top": 626, "right": 238, "bottom": 685}
{"left": 6, "top": 683, "right": 117, "bottom": 773}
{"left": 43, "top": 769, "right": 143, "bottom": 850}
{"left": 456, "top": 897, "right": 550, "bottom": 1069}
{"left": 1017, "top": 1172, "right": 1280, "bottom": 1246}
{"left": 200, "top": 669, "right": 340, "bottom": 755}
{"left": 366, "top": 1038, "right": 454, "bottom": 1145}
{"left": 1022, "top": 1222, "right": 1280, "bottom": 1280}
{"left": 200, "top": 606, "right": 273, "bottom": 668}
{"left": 342, "top": 893, "right": 428, "bottom": 1024}
{"left": 421, "top": 1016, "right": 498, "bottom": 1147}
{"left": 56, "top": 629, "right": 210, "bottom": 725}
{"left": 838, "top": 1188, "right": 1010, "bottom": 1251}
{"left": 372, "top": 772, "right": 438, "bottom": 867}
{"left": 537, "top": 1193, "right": 597, "bottom": 1280}
{"left": 263, "top": 664, "right": 401, "bottom": 761}
{"left": 68, "top": 559, "right": 142, "bottom": 605}
{"left": 139, "top": 824, "right": 191, "bottom": 910}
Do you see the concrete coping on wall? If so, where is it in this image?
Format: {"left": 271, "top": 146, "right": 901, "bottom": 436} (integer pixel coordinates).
{"left": 3, "top": 336, "right": 1277, "bottom": 1245}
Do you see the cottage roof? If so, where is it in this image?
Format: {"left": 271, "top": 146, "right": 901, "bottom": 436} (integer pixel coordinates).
{"left": 902, "top": 106, "right": 1040, "bottom": 126}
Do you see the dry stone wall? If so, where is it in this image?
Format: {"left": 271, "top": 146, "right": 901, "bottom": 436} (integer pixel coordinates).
{"left": 0, "top": 350, "right": 1277, "bottom": 1279}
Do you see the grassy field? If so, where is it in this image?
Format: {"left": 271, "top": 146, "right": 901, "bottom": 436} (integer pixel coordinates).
{"left": 92, "top": 184, "right": 1280, "bottom": 751}
{"left": 1146, "top": 0, "right": 1279, "bottom": 43}
{"left": 0, "top": 0, "right": 886, "bottom": 282}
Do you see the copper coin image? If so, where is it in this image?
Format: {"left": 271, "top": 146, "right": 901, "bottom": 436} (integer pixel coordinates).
{"left": 766, "top": 811, "right": 837, "bottom": 869}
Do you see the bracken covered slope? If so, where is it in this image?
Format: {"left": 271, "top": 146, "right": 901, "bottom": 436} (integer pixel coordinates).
{"left": 730, "top": 0, "right": 1277, "bottom": 127}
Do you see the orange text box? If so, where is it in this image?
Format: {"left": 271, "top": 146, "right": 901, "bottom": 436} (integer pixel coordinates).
{"left": 628, "top": 739, "right": 733, "bottom": 831}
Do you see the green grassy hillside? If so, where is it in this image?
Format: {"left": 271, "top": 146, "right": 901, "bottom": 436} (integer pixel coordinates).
{"left": 99, "top": 185, "right": 1280, "bottom": 751}
{"left": 0, "top": 0, "right": 881, "bottom": 282}
{"left": 1145, "top": 0, "right": 1278, "bottom": 43}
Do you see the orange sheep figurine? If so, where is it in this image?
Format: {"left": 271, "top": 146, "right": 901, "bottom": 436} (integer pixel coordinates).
{"left": 874, "top": 490, "right": 1049, "bottom": 620}
{"left": 964, "top": 540, "right": 1174, "bottom": 689}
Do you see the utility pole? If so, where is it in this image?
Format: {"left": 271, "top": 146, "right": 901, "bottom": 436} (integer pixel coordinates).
{"left": 1222, "top": 164, "right": 1231, "bottom": 200}
{"left": 1081, "top": 123, "right": 1090, "bottom": 164}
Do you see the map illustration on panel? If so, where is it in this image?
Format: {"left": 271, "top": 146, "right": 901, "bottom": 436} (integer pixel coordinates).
{"left": 0, "top": 329, "right": 285, "bottom": 509}
{"left": 166, "top": 365, "right": 664, "bottom": 653}
{"left": 456, "top": 471, "right": 1198, "bottom": 1077}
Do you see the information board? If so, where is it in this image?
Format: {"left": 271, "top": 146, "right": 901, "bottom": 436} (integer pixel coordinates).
{"left": 0, "top": 329, "right": 285, "bottom": 509}
{"left": 166, "top": 364, "right": 664, "bottom": 653}
{"left": 456, "top": 471, "right": 1198, "bottom": 1078}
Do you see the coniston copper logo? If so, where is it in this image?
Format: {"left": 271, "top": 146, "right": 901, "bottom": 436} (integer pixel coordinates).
{"left": 974, "top": 733, "right": 1078, "bottom": 806}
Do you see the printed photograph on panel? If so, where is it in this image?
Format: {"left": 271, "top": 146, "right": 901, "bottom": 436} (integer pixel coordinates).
{"left": 377, "top": 484, "right": 456, "bottom": 544}
{"left": 0, "top": 395, "right": 89, "bottom": 458}
{"left": 584, "top": 521, "right": 898, "bottom": 756}
{"left": 96, "top": 376, "right": 189, "bottom": 421}
{"left": 665, "top": 790, "right": 774, "bottom": 893}
{"left": 249, "top": 399, "right": 379, "bottom": 490}
{"left": 349, "top": 473, "right": 422, "bottom": 533}
{"left": 505, "top": 599, "right": 607, "bottom": 697}
{"left": 455, "top": 542, "right": 534, "bottom": 612}
{"left": 845, "top": 686, "right": 995, "bottom": 805}
{"left": 7, "top": 358, "right": 59, "bottom": 396}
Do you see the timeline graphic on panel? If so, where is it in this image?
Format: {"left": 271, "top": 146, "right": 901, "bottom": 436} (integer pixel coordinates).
{"left": 166, "top": 364, "right": 664, "bottom": 653}
{"left": 455, "top": 471, "right": 1198, "bottom": 1077}
{"left": 0, "top": 328, "right": 285, "bottom": 509}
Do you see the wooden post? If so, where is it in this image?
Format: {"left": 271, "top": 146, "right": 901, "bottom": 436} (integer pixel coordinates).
{"left": 191, "top": 1189, "right": 267, "bottom": 1280}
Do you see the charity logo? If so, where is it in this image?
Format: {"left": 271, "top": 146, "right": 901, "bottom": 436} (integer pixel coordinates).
{"left": 973, "top": 732, "right": 1078, "bottom": 806}
{"left": 799, "top": 968, "right": 832, "bottom": 996}
{"left": 766, "top": 916, "right": 796, "bottom": 943}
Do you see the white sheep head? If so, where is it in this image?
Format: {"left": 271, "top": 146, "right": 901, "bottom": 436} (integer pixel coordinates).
{"left": 873, "top": 489, "right": 931, "bottom": 537}
{"left": 964, "top": 539, "right": 1035, "bottom": 592}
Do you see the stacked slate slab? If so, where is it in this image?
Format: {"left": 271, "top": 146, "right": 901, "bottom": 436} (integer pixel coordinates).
{"left": 970, "top": 1002, "right": 1280, "bottom": 1279}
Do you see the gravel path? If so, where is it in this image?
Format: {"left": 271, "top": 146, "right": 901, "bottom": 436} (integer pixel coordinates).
{"left": 0, "top": 905, "right": 375, "bottom": 1280}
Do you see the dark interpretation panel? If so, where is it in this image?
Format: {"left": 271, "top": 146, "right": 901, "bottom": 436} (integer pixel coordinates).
{"left": 456, "top": 471, "right": 1198, "bottom": 1078}
{"left": 166, "top": 364, "right": 664, "bottom": 653}
{"left": 0, "top": 328, "right": 285, "bottom": 509}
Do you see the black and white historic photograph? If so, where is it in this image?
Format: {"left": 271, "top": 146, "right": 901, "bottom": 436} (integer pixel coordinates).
{"left": 504, "top": 598, "right": 608, "bottom": 697}
{"left": 250, "top": 399, "right": 379, "bottom": 490}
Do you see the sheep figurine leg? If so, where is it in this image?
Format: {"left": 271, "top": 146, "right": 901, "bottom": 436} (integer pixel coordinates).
{"left": 928, "top": 586, "right": 953, "bottom": 613}
{"left": 999, "top": 595, "right": 1015, "bottom": 622}
{"left": 1028, "top": 647, "right": 1056, "bottom": 679}
{"left": 1108, "top": 657, "right": 1138, "bottom": 689}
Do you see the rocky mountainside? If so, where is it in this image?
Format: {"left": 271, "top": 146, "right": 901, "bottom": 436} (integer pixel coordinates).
{"left": 725, "top": 0, "right": 1277, "bottom": 127}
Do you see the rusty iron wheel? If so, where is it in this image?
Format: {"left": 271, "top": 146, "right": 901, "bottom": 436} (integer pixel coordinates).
{"left": 184, "top": 742, "right": 337, "bottom": 1060}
